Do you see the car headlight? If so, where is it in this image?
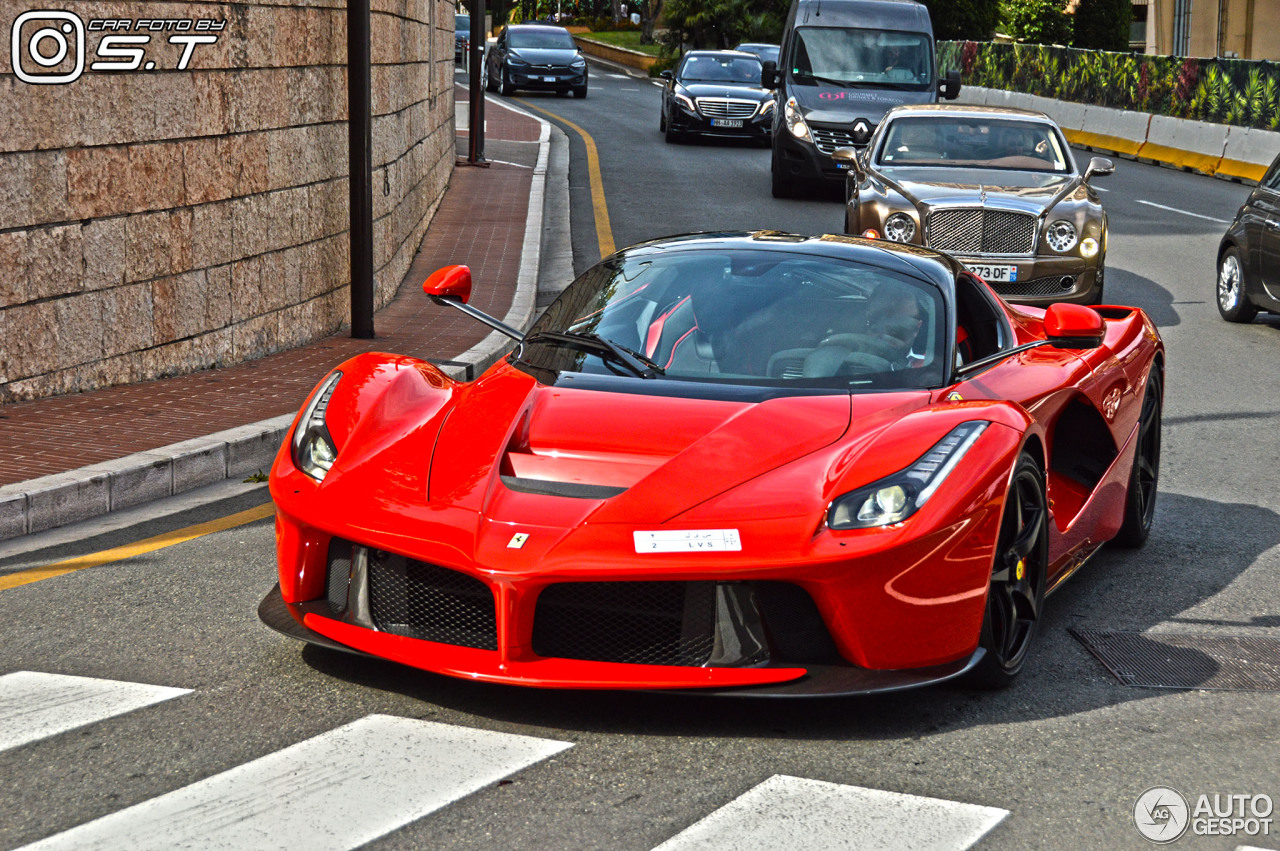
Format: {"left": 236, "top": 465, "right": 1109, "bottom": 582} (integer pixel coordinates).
{"left": 760, "top": 99, "right": 776, "bottom": 116}
{"left": 674, "top": 92, "right": 695, "bottom": 112}
{"left": 508, "top": 55, "right": 529, "bottom": 67}
{"left": 572, "top": 55, "right": 586, "bottom": 67}
{"left": 784, "top": 96, "right": 810, "bottom": 141}
{"left": 827, "top": 421, "right": 988, "bottom": 529}
{"left": 291, "top": 371, "right": 342, "bottom": 481}
{"left": 1079, "top": 236, "right": 1100, "bottom": 258}
{"left": 1046, "top": 220, "right": 1078, "bottom": 253}
{"left": 884, "top": 213, "right": 917, "bottom": 243}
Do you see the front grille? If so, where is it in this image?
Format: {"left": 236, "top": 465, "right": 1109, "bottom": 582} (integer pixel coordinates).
{"left": 811, "top": 127, "right": 860, "bottom": 154}
{"left": 695, "top": 98, "right": 758, "bottom": 119}
{"left": 367, "top": 552, "right": 497, "bottom": 650}
{"left": 533, "top": 582, "right": 717, "bottom": 666}
{"left": 925, "top": 209, "right": 1037, "bottom": 255}
{"left": 990, "top": 275, "right": 1077, "bottom": 297}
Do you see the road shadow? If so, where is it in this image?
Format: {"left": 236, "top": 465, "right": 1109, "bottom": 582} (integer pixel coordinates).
{"left": 1105, "top": 267, "right": 1181, "bottom": 327}
{"left": 299, "top": 491, "right": 1280, "bottom": 742}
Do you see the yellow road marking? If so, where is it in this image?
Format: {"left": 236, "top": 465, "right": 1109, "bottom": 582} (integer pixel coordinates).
{"left": 0, "top": 502, "right": 275, "bottom": 591}
{"left": 516, "top": 100, "right": 616, "bottom": 258}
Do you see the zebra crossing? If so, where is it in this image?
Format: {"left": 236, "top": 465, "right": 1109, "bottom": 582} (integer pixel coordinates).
{"left": 3, "top": 670, "right": 1011, "bottom": 850}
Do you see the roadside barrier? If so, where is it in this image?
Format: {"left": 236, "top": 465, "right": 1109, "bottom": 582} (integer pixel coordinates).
{"left": 961, "top": 85, "right": 1280, "bottom": 183}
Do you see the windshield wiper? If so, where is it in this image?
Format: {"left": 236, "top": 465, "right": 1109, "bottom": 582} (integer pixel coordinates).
{"left": 523, "top": 331, "right": 665, "bottom": 379}
{"left": 795, "top": 72, "right": 854, "bottom": 87}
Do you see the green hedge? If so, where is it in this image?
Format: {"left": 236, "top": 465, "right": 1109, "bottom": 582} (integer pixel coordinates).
{"left": 938, "top": 41, "right": 1280, "bottom": 130}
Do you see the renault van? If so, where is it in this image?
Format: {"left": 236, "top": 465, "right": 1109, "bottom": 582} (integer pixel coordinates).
{"left": 762, "top": 0, "right": 960, "bottom": 197}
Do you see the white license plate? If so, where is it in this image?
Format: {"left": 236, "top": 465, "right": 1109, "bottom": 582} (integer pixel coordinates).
{"left": 710, "top": 118, "right": 743, "bottom": 128}
{"left": 542, "top": 75, "right": 557, "bottom": 82}
{"left": 965, "top": 263, "right": 1018, "bottom": 283}
{"left": 634, "top": 529, "right": 742, "bottom": 553}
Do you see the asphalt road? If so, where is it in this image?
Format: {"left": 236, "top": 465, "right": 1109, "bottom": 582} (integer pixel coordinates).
{"left": 1, "top": 65, "right": 1278, "bottom": 851}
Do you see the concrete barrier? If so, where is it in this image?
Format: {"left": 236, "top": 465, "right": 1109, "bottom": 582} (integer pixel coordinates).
{"left": 1142, "top": 114, "right": 1229, "bottom": 174}
{"left": 1217, "top": 125, "right": 1280, "bottom": 182}
{"left": 574, "top": 36, "right": 657, "bottom": 72}
{"left": 1072, "top": 104, "right": 1151, "bottom": 157}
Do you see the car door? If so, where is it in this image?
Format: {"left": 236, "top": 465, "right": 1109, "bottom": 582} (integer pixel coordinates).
{"left": 1248, "top": 162, "right": 1280, "bottom": 300}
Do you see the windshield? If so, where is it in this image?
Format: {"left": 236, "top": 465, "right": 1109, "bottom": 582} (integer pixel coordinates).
{"left": 516, "top": 247, "right": 948, "bottom": 390}
{"left": 508, "top": 28, "right": 577, "bottom": 50}
{"left": 736, "top": 43, "right": 780, "bottom": 64}
{"left": 455, "top": 14, "right": 469, "bottom": 31}
{"left": 679, "top": 54, "right": 764, "bottom": 84}
{"left": 877, "top": 117, "right": 1071, "bottom": 172}
{"left": 790, "top": 28, "right": 932, "bottom": 89}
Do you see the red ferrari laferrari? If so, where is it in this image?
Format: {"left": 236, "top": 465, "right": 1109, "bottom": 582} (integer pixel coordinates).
{"left": 260, "top": 232, "right": 1164, "bottom": 695}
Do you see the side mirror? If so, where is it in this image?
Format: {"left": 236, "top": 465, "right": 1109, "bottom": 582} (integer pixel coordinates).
{"left": 660, "top": 69, "right": 673, "bottom": 80}
{"left": 939, "top": 69, "right": 961, "bottom": 101}
{"left": 1045, "top": 303, "right": 1105, "bottom": 349}
{"left": 832, "top": 146, "right": 864, "bottom": 179}
{"left": 423, "top": 264, "right": 472, "bottom": 304}
{"left": 761, "top": 60, "right": 778, "bottom": 89}
{"left": 1084, "top": 156, "right": 1114, "bottom": 182}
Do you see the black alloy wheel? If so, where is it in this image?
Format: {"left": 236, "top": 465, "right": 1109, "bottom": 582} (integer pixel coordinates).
{"left": 1217, "top": 247, "right": 1259, "bottom": 323}
{"left": 970, "top": 452, "right": 1047, "bottom": 687}
{"left": 1113, "top": 368, "right": 1163, "bottom": 547}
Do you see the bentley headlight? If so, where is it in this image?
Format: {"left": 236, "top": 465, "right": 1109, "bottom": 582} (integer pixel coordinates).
{"left": 291, "top": 371, "right": 342, "bottom": 481}
{"left": 1046, "top": 220, "right": 1078, "bottom": 253}
{"left": 827, "top": 421, "right": 988, "bottom": 529}
{"left": 884, "top": 213, "right": 917, "bottom": 243}
{"left": 1079, "top": 236, "right": 1100, "bottom": 258}
{"left": 674, "top": 92, "right": 696, "bottom": 112}
{"left": 784, "top": 96, "right": 810, "bottom": 141}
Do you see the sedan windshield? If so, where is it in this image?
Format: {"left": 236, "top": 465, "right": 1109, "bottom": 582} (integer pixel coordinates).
{"left": 679, "top": 54, "right": 763, "bottom": 84}
{"left": 455, "top": 14, "right": 469, "bottom": 31}
{"left": 517, "top": 247, "right": 948, "bottom": 390}
{"left": 791, "top": 28, "right": 932, "bottom": 88}
{"left": 508, "top": 28, "right": 577, "bottom": 50}
{"left": 877, "top": 117, "right": 1071, "bottom": 172}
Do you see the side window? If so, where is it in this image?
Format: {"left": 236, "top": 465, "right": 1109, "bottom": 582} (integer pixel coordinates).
{"left": 954, "top": 273, "right": 1008, "bottom": 363}
{"left": 1265, "top": 156, "right": 1280, "bottom": 191}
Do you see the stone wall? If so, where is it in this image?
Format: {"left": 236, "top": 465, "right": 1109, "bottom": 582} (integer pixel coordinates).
{"left": 0, "top": 0, "right": 457, "bottom": 402}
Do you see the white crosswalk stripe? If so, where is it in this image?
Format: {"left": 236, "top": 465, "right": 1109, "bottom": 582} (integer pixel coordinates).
{"left": 0, "top": 671, "right": 189, "bottom": 753}
{"left": 17, "top": 714, "right": 573, "bottom": 851}
{"left": 652, "top": 774, "right": 1008, "bottom": 851}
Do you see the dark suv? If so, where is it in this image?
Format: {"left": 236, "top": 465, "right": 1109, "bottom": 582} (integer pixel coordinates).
{"left": 485, "top": 24, "right": 588, "bottom": 98}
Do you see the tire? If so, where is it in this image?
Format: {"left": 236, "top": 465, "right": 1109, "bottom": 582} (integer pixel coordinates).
{"left": 1085, "top": 260, "right": 1105, "bottom": 305}
{"left": 660, "top": 108, "right": 667, "bottom": 133}
{"left": 573, "top": 84, "right": 588, "bottom": 98}
{"left": 771, "top": 151, "right": 796, "bottom": 198}
{"left": 1112, "top": 368, "right": 1163, "bottom": 548}
{"left": 664, "top": 121, "right": 682, "bottom": 144}
{"left": 968, "top": 452, "right": 1048, "bottom": 688}
{"left": 1217, "top": 246, "right": 1259, "bottom": 322}
{"left": 485, "top": 65, "right": 497, "bottom": 93}
{"left": 499, "top": 69, "right": 514, "bottom": 97}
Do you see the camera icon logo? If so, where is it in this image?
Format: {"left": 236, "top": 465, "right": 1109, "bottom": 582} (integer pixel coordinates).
{"left": 11, "top": 10, "right": 85, "bottom": 84}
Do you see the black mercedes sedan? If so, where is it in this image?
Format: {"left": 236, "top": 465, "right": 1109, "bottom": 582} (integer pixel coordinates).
{"left": 485, "top": 24, "right": 588, "bottom": 98}
{"left": 659, "top": 51, "right": 774, "bottom": 144}
{"left": 1217, "top": 155, "right": 1280, "bottom": 322}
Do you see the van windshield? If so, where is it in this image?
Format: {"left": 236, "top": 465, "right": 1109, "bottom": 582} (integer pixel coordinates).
{"left": 790, "top": 28, "right": 932, "bottom": 89}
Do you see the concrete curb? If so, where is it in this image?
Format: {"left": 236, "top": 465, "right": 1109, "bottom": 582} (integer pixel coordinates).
{"left": 0, "top": 103, "right": 557, "bottom": 543}
{"left": 960, "top": 85, "right": 1279, "bottom": 183}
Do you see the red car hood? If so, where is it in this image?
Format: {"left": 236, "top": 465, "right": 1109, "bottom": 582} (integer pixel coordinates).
{"left": 321, "top": 364, "right": 934, "bottom": 534}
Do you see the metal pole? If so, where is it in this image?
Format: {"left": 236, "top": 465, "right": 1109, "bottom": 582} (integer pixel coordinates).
{"left": 348, "top": 0, "right": 375, "bottom": 338}
{"left": 468, "top": 0, "right": 487, "bottom": 164}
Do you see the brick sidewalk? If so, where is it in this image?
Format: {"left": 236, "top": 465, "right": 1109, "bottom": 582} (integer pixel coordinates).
{"left": 0, "top": 99, "right": 542, "bottom": 490}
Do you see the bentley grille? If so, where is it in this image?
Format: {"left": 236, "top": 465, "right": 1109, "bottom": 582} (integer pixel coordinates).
{"left": 925, "top": 209, "right": 1038, "bottom": 255}
{"left": 533, "top": 581, "right": 718, "bottom": 666}
{"left": 695, "top": 98, "right": 758, "bottom": 119}
{"left": 365, "top": 552, "right": 498, "bottom": 650}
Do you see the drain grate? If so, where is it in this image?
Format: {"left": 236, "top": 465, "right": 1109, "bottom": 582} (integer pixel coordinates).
{"left": 1071, "top": 630, "right": 1280, "bottom": 691}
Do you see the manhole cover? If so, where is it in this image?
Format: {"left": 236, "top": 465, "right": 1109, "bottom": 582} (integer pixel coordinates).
{"left": 1071, "top": 629, "right": 1280, "bottom": 691}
